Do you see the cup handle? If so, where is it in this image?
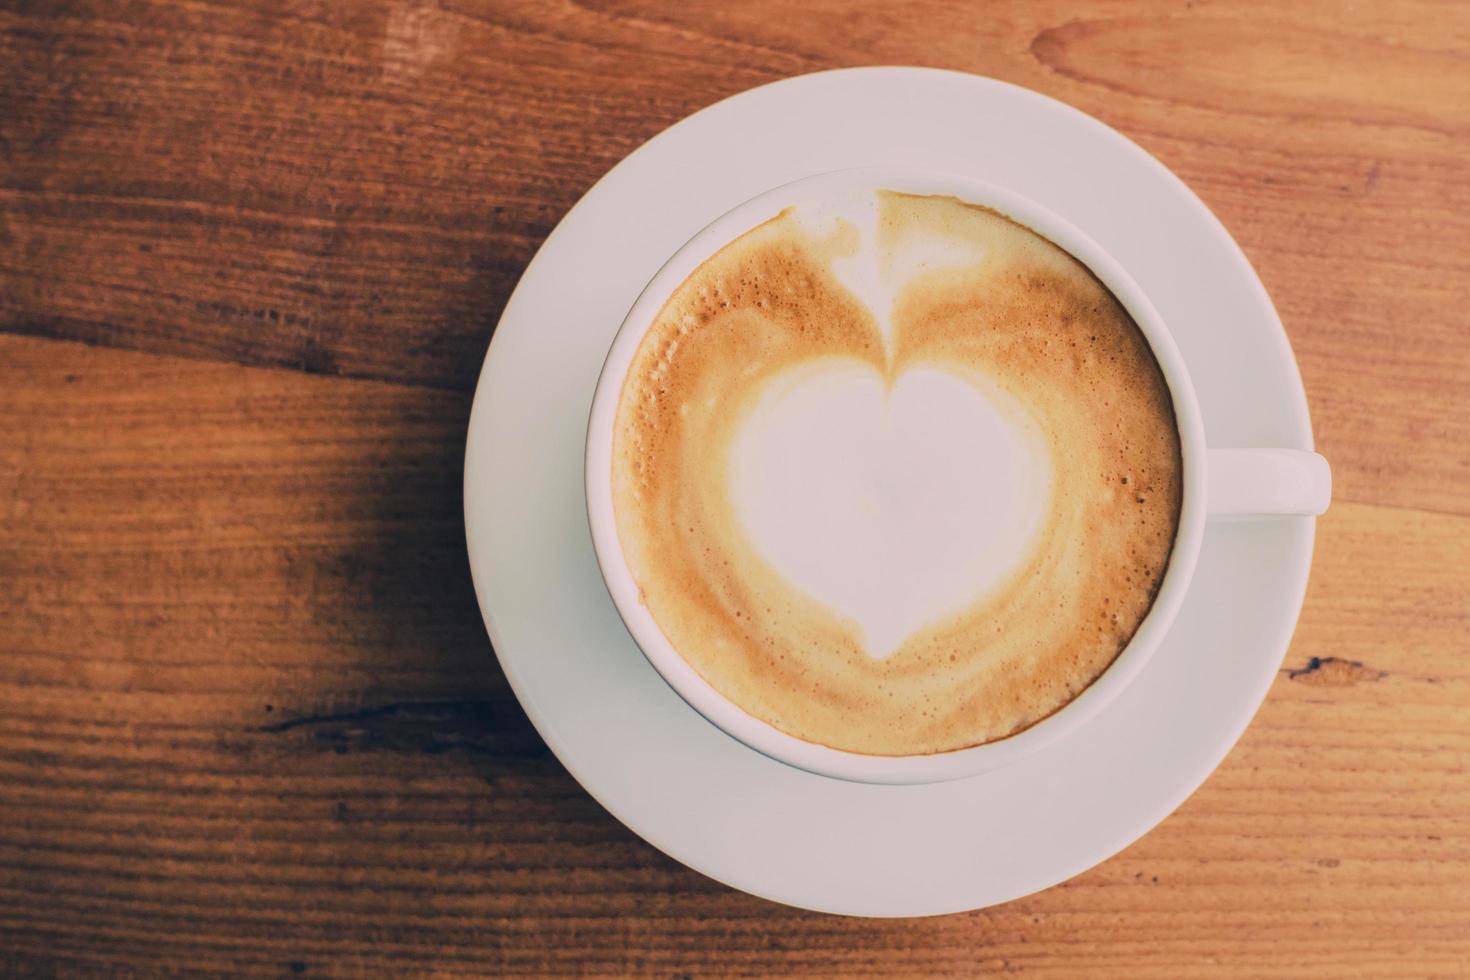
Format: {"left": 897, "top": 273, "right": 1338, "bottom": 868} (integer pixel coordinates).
{"left": 1206, "top": 448, "right": 1332, "bottom": 519}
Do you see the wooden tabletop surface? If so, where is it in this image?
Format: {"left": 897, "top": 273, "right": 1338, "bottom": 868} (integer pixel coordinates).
{"left": 3, "top": 1, "right": 1467, "bottom": 975}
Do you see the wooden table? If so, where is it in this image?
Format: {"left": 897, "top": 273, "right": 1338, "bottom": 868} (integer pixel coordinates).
{"left": 3, "top": 1, "right": 1466, "bottom": 975}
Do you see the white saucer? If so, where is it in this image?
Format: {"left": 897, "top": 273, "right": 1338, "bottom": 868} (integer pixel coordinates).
{"left": 464, "top": 68, "right": 1319, "bottom": 917}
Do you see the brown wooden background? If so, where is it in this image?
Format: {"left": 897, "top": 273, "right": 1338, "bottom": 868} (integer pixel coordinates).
{"left": 3, "top": 1, "right": 1468, "bottom": 975}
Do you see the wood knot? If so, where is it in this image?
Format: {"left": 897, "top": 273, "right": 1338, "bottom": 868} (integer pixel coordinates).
{"left": 1285, "top": 656, "right": 1385, "bottom": 687}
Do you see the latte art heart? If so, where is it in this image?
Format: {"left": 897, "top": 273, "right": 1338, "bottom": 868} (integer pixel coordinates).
{"left": 728, "top": 360, "right": 1052, "bottom": 659}
{"left": 610, "top": 191, "right": 1182, "bottom": 756}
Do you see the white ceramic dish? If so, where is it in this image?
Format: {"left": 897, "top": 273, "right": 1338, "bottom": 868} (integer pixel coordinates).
{"left": 465, "top": 68, "right": 1321, "bottom": 915}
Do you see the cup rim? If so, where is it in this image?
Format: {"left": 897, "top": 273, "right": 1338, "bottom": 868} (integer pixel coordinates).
{"left": 585, "top": 166, "right": 1208, "bottom": 784}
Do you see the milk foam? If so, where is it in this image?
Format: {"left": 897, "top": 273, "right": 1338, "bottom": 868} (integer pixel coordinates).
{"left": 729, "top": 360, "right": 1052, "bottom": 659}
{"left": 792, "top": 191, "right": 991, "bottom": 345}
{"left": 729, "top": 194, "right": 1050, "bottom": 658}
{"left": 609, "top": 190, "right": 1183, "bottom": 755}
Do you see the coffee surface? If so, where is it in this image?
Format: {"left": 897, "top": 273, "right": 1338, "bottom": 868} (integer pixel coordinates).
{"left": 610, "top": 191, "right": 1182, "bottom": 755}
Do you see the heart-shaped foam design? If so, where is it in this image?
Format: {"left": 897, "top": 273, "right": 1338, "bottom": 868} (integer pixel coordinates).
{"left": 727, "top": 359, "right": 1053, "bottom": 659}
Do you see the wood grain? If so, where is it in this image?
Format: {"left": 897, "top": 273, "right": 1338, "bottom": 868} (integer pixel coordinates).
{"left": 2, "top": 0, "right": 1467, "bottom": 975}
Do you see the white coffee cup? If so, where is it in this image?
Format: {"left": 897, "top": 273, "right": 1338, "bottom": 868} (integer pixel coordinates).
{"left": 585, "top": 168, "right": 1330, "bottom": 784}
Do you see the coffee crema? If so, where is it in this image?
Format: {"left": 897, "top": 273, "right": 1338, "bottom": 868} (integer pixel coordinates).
{"left": 610, "top": 191, "right": 1182, "bottom": 756}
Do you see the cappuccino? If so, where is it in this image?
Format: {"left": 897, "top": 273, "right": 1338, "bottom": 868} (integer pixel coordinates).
{"left": 610, "top": 191, "right": 1182, "bottom": 755}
